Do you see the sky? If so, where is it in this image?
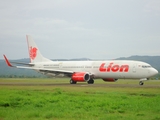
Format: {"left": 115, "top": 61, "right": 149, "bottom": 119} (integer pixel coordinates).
{"left": 0, "top": 0, "right": 160, "bottom": 60}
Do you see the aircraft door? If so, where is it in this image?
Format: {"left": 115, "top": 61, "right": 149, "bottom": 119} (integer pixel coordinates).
{"left": 59, "top": 62, "right": 63, "bottom": 69}
{"left": 132, "top": 64, "right": 136, "bottom": 73}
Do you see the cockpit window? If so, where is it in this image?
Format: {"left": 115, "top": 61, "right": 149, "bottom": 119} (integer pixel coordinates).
{"left": 142, "top": 65, "right": 151, "bottom": 68}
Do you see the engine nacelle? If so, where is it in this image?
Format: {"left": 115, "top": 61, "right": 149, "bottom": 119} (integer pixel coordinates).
{"left": 102, "top": 78, "right": 118, "bottom": 82}
{"left": 72, "top": 72, "right": 90, "bottom": 82}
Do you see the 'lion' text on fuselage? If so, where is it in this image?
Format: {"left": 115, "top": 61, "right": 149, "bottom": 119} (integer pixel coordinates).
{"left": 99, "top": 63, "right": 129, "bottom": 72}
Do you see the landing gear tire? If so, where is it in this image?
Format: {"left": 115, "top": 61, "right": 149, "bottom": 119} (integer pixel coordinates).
{"left": 70, "top": 79, "right": 77, "bottom": 84}
{"left": 139, "top": 81, "right": 144, "bottom": 86}
{"left": 87, "top": 79, "right": 94, "bottom": 84}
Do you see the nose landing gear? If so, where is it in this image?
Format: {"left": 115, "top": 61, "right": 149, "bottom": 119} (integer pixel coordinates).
{"left": 139, "top": 81, "right": 144, "bottom": 85}
{"left": 139, "top": 78, "right": 149, "bottom": 85}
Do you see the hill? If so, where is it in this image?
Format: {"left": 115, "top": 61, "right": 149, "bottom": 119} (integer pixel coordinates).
{"left": 116, "top": 55, "right": 160, "bottom": 71}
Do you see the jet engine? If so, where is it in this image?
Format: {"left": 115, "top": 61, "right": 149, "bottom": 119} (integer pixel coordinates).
{"left": 71, "top": 72, "right": 90, "bottom": 82}
{"left": 102, "top": 78, "right": 118, "bottom": 82}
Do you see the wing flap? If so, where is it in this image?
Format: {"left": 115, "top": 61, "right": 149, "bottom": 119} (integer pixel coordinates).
{"left": 16, "top": 66, "right": 74, "bottom": 74}
{"left": 11, "top": 62, "right": 34, "bottom": 66}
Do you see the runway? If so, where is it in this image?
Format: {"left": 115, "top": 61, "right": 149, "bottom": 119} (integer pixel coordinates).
{"left": 0, "top": 82, "right": 160, "bottom": 88}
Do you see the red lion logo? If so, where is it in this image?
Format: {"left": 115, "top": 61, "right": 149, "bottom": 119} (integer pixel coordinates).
{"left": 29, "top": 47, "right": 37, "bottom": 60}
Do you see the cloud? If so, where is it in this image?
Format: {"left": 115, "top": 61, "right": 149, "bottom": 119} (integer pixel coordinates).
{"left": 0, "top": 0, "right": 160, "bottom": 59}
{"left": 144, "top": 1, "right": 160, "bottom": 16}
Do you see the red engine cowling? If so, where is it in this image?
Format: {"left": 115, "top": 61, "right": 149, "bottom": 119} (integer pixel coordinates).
{"left": 103, "top": 78, "right": 118, "bottom": 82}
{"left": 72, "top": 72, "right": 90, "bottom": 82}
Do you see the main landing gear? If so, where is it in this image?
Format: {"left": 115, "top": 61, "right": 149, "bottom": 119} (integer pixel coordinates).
{"left": 87, "top": 79, "right": 94, "bottom": 84}
{"left": 70, "top": 78, "right": 94, "bottom": 84}
{"left": 70, "top": 79, "right": 77, "bottom": 84}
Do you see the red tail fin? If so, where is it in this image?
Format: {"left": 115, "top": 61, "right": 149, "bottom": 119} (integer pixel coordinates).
{"left": 26, "top": 35, "right": 51, "bottom": 63}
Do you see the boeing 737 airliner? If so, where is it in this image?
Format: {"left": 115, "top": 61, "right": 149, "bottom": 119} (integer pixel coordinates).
{"left": 3, "top": 35, "right": 158, "bottom": 85}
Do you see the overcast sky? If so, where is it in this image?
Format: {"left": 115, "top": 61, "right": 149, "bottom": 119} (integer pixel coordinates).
{"left": 0, "top": 0, "right": 160, "bottom": 60}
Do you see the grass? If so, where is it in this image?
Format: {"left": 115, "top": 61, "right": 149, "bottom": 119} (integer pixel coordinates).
{"left": 0, "top": 78, "right": 160, "bottom": 120}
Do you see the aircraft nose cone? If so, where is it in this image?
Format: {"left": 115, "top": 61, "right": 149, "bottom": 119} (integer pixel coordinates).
{"left": 151, "top": 68, "right": 158, "bottom": 76}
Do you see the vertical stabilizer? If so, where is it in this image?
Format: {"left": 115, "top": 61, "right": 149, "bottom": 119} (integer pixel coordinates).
{"left": 26, "top": 35, "right": 51, "bottom": 63}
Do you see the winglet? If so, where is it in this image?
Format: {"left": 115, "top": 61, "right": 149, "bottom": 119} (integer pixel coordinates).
{"left": 3, "top": 55, "right": 13, "bottom": 67}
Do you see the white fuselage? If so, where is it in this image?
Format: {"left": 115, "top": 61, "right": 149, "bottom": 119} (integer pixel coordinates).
{"left": 34, "top": 60, "right": 158, "bottom": 79}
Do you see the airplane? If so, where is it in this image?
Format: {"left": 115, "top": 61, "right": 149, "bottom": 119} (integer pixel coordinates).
{"left": 3, "top": 35, "right": 158, "bottom": 85}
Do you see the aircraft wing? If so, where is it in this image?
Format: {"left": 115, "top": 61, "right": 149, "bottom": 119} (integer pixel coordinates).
{"left": 17, "top": 66, "right": 74, "bottom": 74}
{"left": 3, "top": 55, "right": 34, "bottom": 67}
{"left": 3, "top": 55, "right": 74, "bottom": 75}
